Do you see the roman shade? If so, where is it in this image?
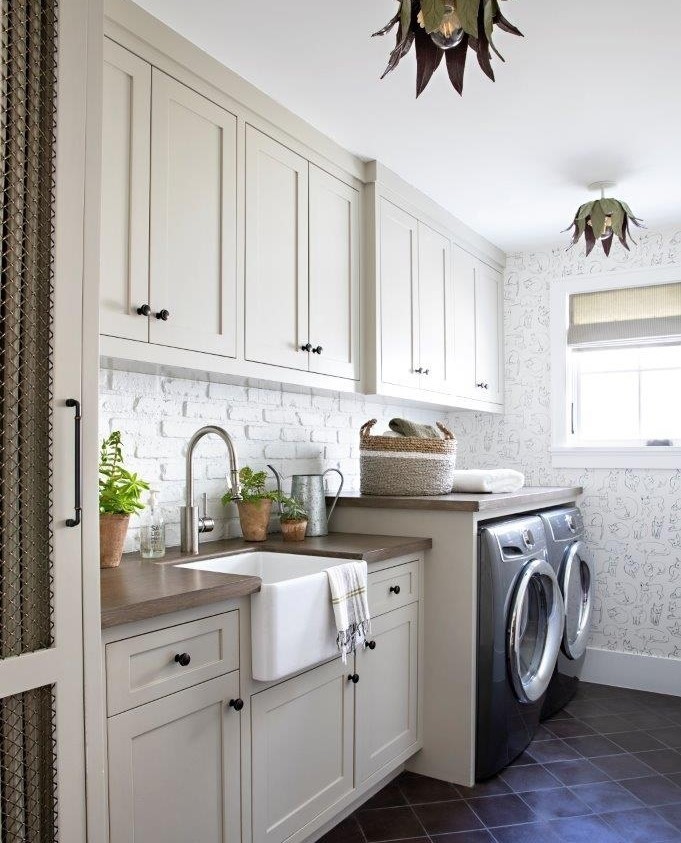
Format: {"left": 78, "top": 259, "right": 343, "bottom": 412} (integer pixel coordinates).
{"left": 568, "top": 282, "right": 681, "bottom": 346}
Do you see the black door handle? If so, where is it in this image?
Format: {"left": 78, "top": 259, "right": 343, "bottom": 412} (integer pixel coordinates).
{"left": 347, "top": 673, "right": 360, "bottom": 684}
{"left": 65, "top": 399, "right": 81, "bottom": 527}
{"left": 174, "top": 653, "right": 191, "bottom": 667}
{"left": 389, "top": 585, "right": 401, "bottom": 595}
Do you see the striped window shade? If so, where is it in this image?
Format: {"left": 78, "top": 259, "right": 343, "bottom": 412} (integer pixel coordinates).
{"left": 568, "top": 282, "right": 681, "bottom": 346}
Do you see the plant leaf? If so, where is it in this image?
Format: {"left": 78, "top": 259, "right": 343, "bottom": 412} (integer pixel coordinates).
{"left": 474, "top": 1, "right": 495, "bottom": 80}
{"left": 380, "top": 29, "right": 415, "bottom": 78}
{"left": 400, "top": 0, "right": 413, "bottom": 39}
{"left": 599, "top": 198, "right": 619, "bottom": 215}
{"left": 576, "top": 201, "right": 594, "bottom": 222}
{"left": 372, "top": 11, "right": 400, "bottom": 37}
{"left": 414, "top": 25, "right": 444, "bottom": 96}
{"left": 455, "top": 0, "right": 479, "bottom": 37}
{"left": 444, "top": 32, "right": 469, "bottom": 94}
{"left": 493, "top": 2, "right": 523, "bottom": 36}
{"left": 610, "top": 205, "right": 624, "bottom": 240}
{"left": 590, "top": 202, "right": 606, "bottom": 240}
{"left": 584, "top": 223, "right": 596, "bottom": 256}
{"left": 420, "top": 0, "right": 447, "bottom": 32}
{"left": 601, "top": 231, "right": 614, "bottom": 256}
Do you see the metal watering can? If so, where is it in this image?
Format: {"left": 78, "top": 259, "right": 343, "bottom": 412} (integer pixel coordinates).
{"left": 268, "top": 465, "right": 344, "bottom": 537}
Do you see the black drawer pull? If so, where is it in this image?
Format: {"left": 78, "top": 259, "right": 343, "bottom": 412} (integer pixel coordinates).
{"left": 136, "top": 304, "right": 151, "bottom": 316}
{"left": 301, "top": 343, "right": 312, "bottom": 352}
{"left": 347, "top": 673, "right": 359, "bottom": 684}
{"left": 156, "top": 309, "right": 170, "bottom": 321}
{"left": 365, "top": 640, "right": 376, "bottom": 650}
{"left": 174, "top": 653, "right": 191, "bottom": 667}
{"left": 65, "top": 399, "right": 82, "bottom": 527}
{"left": 389, "top": 585, "right": 401, "bottom": 595}
{"left": 229, "top": 698, "right": 244, "bottom": 711}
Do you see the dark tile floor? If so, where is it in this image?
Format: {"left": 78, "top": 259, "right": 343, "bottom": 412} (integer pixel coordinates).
{"left": 319, "top": 682, "right": 681, "bottom": 843}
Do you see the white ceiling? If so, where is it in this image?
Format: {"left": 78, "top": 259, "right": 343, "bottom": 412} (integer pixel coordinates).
{"left": 133, "top": 0, "right": 681, "bottom": 253}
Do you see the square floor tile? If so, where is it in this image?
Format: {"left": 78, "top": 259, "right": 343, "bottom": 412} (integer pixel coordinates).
{"left": 579, "top": 714, "right": 634, "bottom": 735}
{"left": 657, "top": 802, "right": 681, "bottom": 831}
{"left": 466, "top": 793, "right": 536, "bottom": 828}
{"left": 649, "top": 727, "right": 681, "bottom": 750}
{"left": 568, "top": 734, "right": 622, "bottom": 758}
{"left": 625, "top": 710, "right": 675, "bottom": 729}
{"left": 545, "top": 718, "right": 596, "bottom": 739}
{"left": 398, "top": 772, "right": 460, "bottom": 805}
{"left": 457, "top": 777, "right": 511, "bottom": 798}
{"left": 594, "top": 752, "right": 658, "bottom": 780}
{"left": 621, "top": 775, "right": 681, "bottom": 807}
{"left": 534, "top": 725, "right": 555, "bottom": 741}
{"left": 356, "top": 806, "right": 425, "bottom": 841}
{"left": 635, "top": 749, "right": 681, "bottom": 776}
{"left": 318, "top": 815, "right": 365, "bottom": 843}
{"left": 601, "top": 806, "right": 681, "bottom": 842}
{"left": 519, "top": 787, "right": 592, "bottom": 820}
{"left": 414, "top": 800, "right": 483, "bottom": 835}
{"left": 608, "top": 730, "right": 666, "bottom": 753}
{"left": 570, "top": 780, "right": 644, "bottom": 813}
{"left": 501, "top": 764, "right": 561, "bottom": 792}
{"left": 490, "top": 821, "right": 561, "bottom": 842}
{"left": 509, "top": 751, "right": 537, "bottom": 767}
{"left": 526, "top": 740, "right": 580, "bottom": 764}
{"left": 544, "top": 758, "right": 610, "bottom": 786}
{"left": 548, "top": 814, "right": 626, "bottom": 843}
{"left": 361, "top": 780, "right": 407, "bottom": 809}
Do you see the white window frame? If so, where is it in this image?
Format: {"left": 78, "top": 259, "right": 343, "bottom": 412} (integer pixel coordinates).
{"left": 550, "top": 265, "right": 681, "bottom": 469}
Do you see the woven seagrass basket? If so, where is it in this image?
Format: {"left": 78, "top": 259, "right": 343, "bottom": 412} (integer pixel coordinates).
{"left": 359, "top": 419, "right": 458, "bottom": 496}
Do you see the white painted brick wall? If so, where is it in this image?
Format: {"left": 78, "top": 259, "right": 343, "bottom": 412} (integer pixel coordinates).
{"left": 99, "top": 369, "right": 448, "bottom": 553}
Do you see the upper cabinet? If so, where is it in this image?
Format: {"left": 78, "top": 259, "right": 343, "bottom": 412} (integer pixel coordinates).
{"left": 244, "top": 127, "right": 360, "bottom": 380}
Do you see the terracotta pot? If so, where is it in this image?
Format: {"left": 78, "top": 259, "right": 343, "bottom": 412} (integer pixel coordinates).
{"left": 237, "top": 499, "right": 273, "bottom": 542}
{"left": 100, "top": 513, "right": 130, "bottom": 569}
{"left": 280, "top": 519, "right": 308, "bottom": 542}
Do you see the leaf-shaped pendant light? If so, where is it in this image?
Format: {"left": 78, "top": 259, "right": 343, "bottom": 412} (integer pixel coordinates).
{"left": 567, "top": 181, "right": 644, "bottom": 257}
{"left": 373, "top": 0, "right": 522, "bottom": 97}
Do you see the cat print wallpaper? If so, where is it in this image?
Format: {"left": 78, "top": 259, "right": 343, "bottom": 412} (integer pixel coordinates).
{"left": 450, "top": 224, "right": 681, "bottom": 661}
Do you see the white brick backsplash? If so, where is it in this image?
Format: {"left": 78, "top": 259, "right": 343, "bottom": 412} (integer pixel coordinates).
{"left": 101, "top": 368, "right": 443, "bottom": 553}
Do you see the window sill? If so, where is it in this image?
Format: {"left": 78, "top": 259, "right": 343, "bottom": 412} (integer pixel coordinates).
{"left": 551, "top": 445, "right": 681, "bottom": 469}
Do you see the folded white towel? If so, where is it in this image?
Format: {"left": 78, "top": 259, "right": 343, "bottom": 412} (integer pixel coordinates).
{"left": 451, "top": 469, "right": 525, "bottom": 494}
{"left": 325, "top": 561, "right": 371, "bottom": 663}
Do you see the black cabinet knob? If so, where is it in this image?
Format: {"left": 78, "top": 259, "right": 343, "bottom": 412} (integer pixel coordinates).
{"left": 476, "top": 382, "right": 485, "bottom": 388}
{"left": 423, "top": 369, "right": 430, "bottom": 375}
{"left": 389, "top": 585, "right": 401, "bottom": 595}
{"left": 347, "top": 673, "right": 360, "bottom": 684}
{"left": 366, "top": 640, "right": 377, "bottom": 650}
{"left": 156, "top": 309, "right": 170, "bottom": 321}
{"left": 312, "top": 345, "right": 323, "bottom": 354}
{"left": 174, "top": 653, "right": 191, "bottom": 667}
{"left": 136, "top": 304, "right": 151, "bottom": 316}
{"left": 229, "top": 698, "right": 244, "bottom": 711}
{"left": 415, "top": 367, "right": 423, "bottom": 374}
{"left": 301, "top": 343, "right": 312, "bottom": 352}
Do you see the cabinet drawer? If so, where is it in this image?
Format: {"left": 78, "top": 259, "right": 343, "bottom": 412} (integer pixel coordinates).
{"left": 368, "top": 561, "right": 419, "bottom": 617}
{"left": 106, "top": 611, "right": 239, "bottom": 716}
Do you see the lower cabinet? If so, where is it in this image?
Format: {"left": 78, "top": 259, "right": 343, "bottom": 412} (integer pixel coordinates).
{"left": 107, "top": 671, "right": 242, "bottom": 843}
{"left": 251, "top": 657, "right": 354, "bottom": 843}
{"left": 355, "top": 603, "right": 419, "bottom": 784}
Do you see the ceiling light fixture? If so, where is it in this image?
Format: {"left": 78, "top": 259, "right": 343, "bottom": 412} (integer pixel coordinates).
{"left": 566, "top": 181, "right": 644, "bottom": 257}
{"left": 373, "top": 0, "right": 522, "bottom": 97}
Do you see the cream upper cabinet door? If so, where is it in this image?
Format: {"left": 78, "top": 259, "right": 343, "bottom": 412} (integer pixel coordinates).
{"left": 245, "top": 125, "right": 309, "bottom": 370}
{"left": 107, "top": 672, "right": 241, "bottom": 843}
{"left": 417, "top": 222, "right": 452, "bottom": 393}
{"left": 452, "top": 244, "right": 478, "bottom": 400}
{"left": 379, "top": 199, "right": 420, "bottom": 389}
{"left": 355, "top": 604, "right": 419, "bottom": 785}
{"left": 474, "top": 263, "right": 503, "bottom": 404}
{"left": 100, "top": 39, "right": 151, "bottom": 342}
{"left": 251, "top": 658, "right": 354, "bottom": 843}
{"left": 149, "top": 70, "right": 237, "bottom": 356}
{"left": 308, "top": 165, "right": 360, "bottom": 380}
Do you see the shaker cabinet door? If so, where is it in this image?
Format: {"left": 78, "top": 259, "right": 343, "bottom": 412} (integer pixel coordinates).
{"left": 474, "top": 262, "right": 503, "bottom": 405}
{"left": 107, "top": 672, "right": 241, "bottom": 843}
{"left": 245, "top": 125, "right": 309, "bottom": 371}
{"left": 452, "top": 244, "right": 478, "bottom": 399}
{"left": 379, "top": 199, "right": 420, "bottom": 389}
{"left": 417, "top": 221, "right": 452, "bottom": 393}
{"left": 149, "top": 70, "right": 238, "bottom": 357}
{"left": 308, "top": 165, "right": 360, "bottom": 380}
{"left": 100, "top": 38, "right": 151, "bottom": 342}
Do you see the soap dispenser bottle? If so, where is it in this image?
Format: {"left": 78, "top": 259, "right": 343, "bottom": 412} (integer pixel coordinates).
{"left": 140, "top": 489, "right": 166, "bottom": 559}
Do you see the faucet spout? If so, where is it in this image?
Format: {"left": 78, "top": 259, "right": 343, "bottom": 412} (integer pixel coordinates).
{"left": 180, "top": 425, "right": 240, "bottom": 554}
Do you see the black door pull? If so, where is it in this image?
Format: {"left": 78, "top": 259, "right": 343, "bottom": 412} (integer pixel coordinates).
{"left": 65, "top": 399, "right": 81, "bottom": 527}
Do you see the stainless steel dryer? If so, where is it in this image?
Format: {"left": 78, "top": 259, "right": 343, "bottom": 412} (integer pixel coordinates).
{"left": 476, "top": 516, "right": 565, "bottom": 780}
{"left": 539, "top": 506, "right": 594, "bottom": 719}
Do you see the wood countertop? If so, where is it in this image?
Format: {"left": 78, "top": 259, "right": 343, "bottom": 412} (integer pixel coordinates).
{"left": 331, "top": 487, "right": 583, "bottom": 513}
{"left": 100, "top": 532, "right": 432, "bottom": 629}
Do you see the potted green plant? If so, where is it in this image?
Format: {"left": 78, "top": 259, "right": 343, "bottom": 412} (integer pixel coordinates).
{"left": 222, "top": 467, "right": 279, "bottom": 542}
{"left": 99, "top": 431, "right": 149, "bottom": 568}
{"left": 278, "top": 496, "right": 308, "bottom": 542}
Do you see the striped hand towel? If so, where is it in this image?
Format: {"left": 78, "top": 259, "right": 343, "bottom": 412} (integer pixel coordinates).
{"left": 325, "top": 561, "right": 371, "bottom": 663}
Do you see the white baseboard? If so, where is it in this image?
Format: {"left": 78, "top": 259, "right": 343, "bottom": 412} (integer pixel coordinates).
{"left": 582, "top": 647, "right": 681, "bottom": 697}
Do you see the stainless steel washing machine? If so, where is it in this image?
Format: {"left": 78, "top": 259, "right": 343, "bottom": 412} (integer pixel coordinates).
{"left": 476, "top": 516, "right": 565, "bottom": 780}
{"left": 539, "top": 506, "right": 594, "bottom": 719}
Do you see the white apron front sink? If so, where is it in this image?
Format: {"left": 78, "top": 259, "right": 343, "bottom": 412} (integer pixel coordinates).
{"left": 178, "top": 552, "right": 347, "bottom": 681}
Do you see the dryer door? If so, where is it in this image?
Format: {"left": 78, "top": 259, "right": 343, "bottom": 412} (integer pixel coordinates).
{"left": 561, "top": 540, "right": 593, "bottom": 660}
{"left": 507, "top": 559, "right": 565, "bottom": 704}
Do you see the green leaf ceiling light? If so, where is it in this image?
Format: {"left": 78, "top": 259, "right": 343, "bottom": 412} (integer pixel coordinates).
{"left": 567, "top": 181, "right": 644, "bottom": 257}
{"left": 373, "top": 0, "right": 522, "bottom": 97}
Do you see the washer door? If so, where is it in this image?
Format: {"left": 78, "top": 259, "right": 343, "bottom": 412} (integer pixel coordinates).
{"left": 507, "top": 559, "right": 565, "bottom": 703}
{"left": 561, "top": 540, "right": 593, "bottom": 660}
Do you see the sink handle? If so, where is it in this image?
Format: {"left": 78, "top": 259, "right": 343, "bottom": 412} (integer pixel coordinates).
{"left": 323, "top": 467, "right": 344, "bottom": 523}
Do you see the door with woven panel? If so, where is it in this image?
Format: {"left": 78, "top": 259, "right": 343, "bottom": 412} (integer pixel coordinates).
{"left": 0, "top": 0, "right": 88, "bottom": 839}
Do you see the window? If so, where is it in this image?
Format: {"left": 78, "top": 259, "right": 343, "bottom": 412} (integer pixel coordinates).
{"left": 551, "top": 270, "right": 681, "bottom": 468}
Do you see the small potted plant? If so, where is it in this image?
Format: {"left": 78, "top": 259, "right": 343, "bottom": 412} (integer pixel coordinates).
{"left": 222, "top": 466, "right": 279, "bottom": 542}
{"left": 99, "top": 431, "right": 149, "bottom": 568}
{"left": 279, "top": 496, "right": 308, "bottom": 542}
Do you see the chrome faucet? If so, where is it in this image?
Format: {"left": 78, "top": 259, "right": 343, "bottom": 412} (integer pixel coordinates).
{"left": 180, "top": 425, "right": 241, "bottom": 555}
